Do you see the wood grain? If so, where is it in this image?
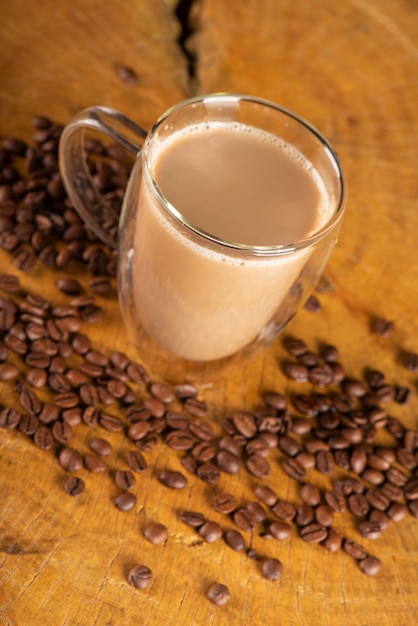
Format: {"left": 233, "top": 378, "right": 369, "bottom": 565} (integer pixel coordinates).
{"left": 1, "top": 1, "right": 418, "bottom": 625}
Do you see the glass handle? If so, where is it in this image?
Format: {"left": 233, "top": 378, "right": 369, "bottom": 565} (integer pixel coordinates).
{"left": 59, "top": 106, "right": 147, "bottom": 248}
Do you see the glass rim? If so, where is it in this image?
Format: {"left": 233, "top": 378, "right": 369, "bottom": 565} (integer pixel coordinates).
{"left": 143, "top": 93, "right": 347, "bottom": 256}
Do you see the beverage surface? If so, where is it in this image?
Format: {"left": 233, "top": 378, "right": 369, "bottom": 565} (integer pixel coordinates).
{"left": 152, "top": 123, "right": 328, "bottom": 247}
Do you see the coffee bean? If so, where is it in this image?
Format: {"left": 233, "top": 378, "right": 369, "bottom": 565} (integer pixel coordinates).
{"left": 144, "top": 522, "right": 168, "bottom": 545}
{"left": 212, "top": 492, "right": 237, "bottom": 515}
{"left": 343, "top": 539, "right": 367, "bottom": 560}
{"left": 199, "top": 521, "right": 222, "bottom": 543}
{"left": 64, "top": 476, "right": 85, "bottom": 497}
{"left": 56, "top": 277, "right": 82, "bottom": 295}
{"left": 283, "top": 336, "right": 307, "bottom": 356}
{"left": 282, "top": 457, "right": 306, "bottom": 480}
{"left": 348, "top": 494, "right": 370, "bottom": 517}
{"left": 373, "top": 317, "right": 394, "bottom": 337}
{"left": 128, "top": 564, "right": 152, "bottom": 589}
{"left": 0, "top": 407, "right": 21, "bottom": 429}
{"left": 283, "top": 361, "right": 309, "bottom": 382}
{"left": 114, "top": 492, "right": 137, "bottom": 511}
{"left": 124, "top": 449, "right": 146, "bottom": 473}
{"left": 300, "top": 523, "right": 327, "bottom": 543}
{"left": 358, "top": 555, "right": 381, "bottom": 576}
{"left": 52, "top": 421, "right": 73, "bottom": 444}
{"left": 365, "top": 489, "right": 390, "bottom": 511}
{"left": 88, "top": 437, "right": 112, "bottom": 457}
{"left": 206, "top": 583, "right": 231, "bottom": 606}
{"left": 114, "top": 469, "right": 135, "bottom": 490}
{"left": 315, "top": 505, "right": 334, "bottom": 527}
{"left": 300, "top": 483, "right": 321, "bottom": 506}
{"left": 126, "top": 362, "right": 149, "bottom": 385}
{"left": 223, "top": 528, "right": 245, "bottom": 551}
{"left": 315, "top": 450, "right": 334, "bottom": 474}
{"left": 295, "top": 504, "right": 315, "bottom": 527}
{"left": 189, "top": 418, "right": 213, "bottom": 441}
{"left": 0, "top": 274, "right": 20, "bottom": 292}
{"left": 369, "top": 509, "right": 390, "bottom": 530}
{"left": 192, "top": 441, "right": 216, "bottom": 462}
{"left": 272, "top": 499, "right": 296, "bottom": 521}
{"left": 260, "top": 557, "right": 283, "bottom": 581}
{"left": 359, "top": 520, "right": 382, "bottom": 539}
{"left": 269, "top": 521, "right": 292, "bottom": 541}
{"left": 19, "top": 383, "right": 42, "bottom": 414}
{"left": 407, "top": 500, "right": 418, "bottom": 518}
{"left": 216, "top": 449, "right": 241, "bottom": 474}
{"left": 18, "top": 413, "right": 39, "bottom": 436}
{"left": 404, "top": 478, "right": 418, "bottom": 500}
{"left": 184, "top": 397, "right": 207, "bottom": 417}
{"left": 324, "top": 489, "right": 346, "bottom": 513}
{"left": 165, "top": 429, "right": 195, "bottom": 450}
{"left": 98, "top": 412, "right": 123, "bottom": 432}
{"left": 0, "top": 362, "right": 19, "bottom": 381}
{"left": 84, "top": 455, "right": 107, "bottom": 473}
{"left": 233, "top": 508, "right": 256, "bottom": 532}
{"left": 322, "top": 528, "right": 343, "bottom": 552}
{"left": 403, "top": 350, "right": 418, "bottom": 371}
{"left": 158, "top": 469, "right": 187, "bottom": 489}
{"left": 232, "top": 411, "right": 257, "bottom": 438}
{"left": 179, "top": 511, "right": 205, "bottom": 528}
{"left": 387, "top": 502, "right": 408, "bottom": 522}
{"left": 197, "top": 462, "right": 221, "bottom": 484}
{"left": 254, "top": 484, "right": 278, "bottom": 507}
{"left": 58, "top": 447, "right": 83, "bottom": 472}
{"left": 33, "top": 425, "right": 53, "bottom": 450}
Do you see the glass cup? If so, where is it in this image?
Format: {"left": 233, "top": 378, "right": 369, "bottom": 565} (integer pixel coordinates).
{"left": 59, "top": 94, "right": 347, "bottom": 382}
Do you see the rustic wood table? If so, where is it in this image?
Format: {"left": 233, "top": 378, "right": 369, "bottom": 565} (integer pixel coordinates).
{"left": 1, "top": 1, "right": 417, "bottom": 624}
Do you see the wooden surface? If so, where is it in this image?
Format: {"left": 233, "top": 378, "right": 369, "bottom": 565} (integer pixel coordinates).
{"left": 1, "top": 1, "right": 418, "bottom": 624}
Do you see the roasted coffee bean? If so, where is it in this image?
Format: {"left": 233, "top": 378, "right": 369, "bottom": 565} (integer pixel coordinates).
{"left": 396, "top": 448, "right": 417, "bottom": 470}
{"left": 143, "top": 397, "right": 165, "bottom": 418}
{"left": 246, "top": 453, "right": 270, "bottom": 478}
{"left": 84, "top": 455, "right": 107, "bottom": 473}
{"left": 232, "top": 411, "right": 257, "bottom": 438}
{"left": 114, "top": 492, "right": 137, "bottom": 512}
{"left": 282, "top": 361, "right": 309, "bottom": 382}
{"left": 165, "top": 429, "right": 195, "bottom": 450}
{"left": 269, "top": 521, "right": 292, "bottom": 541}
{"left": 386, "top": 466, "right": 408, "bottom": 487}
{"left": 260, "top": 557, "right": 283, "bottom": 581}
{"left": 181, "top": 454, "right": 198, "bottom": 474}
{"left": 114, "top": 469, "right": 135, "bottom": 490}
{"left": 89, "top": 437, "right": 112, "bottom": 456}
{"left": 296, "top": 452, "right": 316, "bottom": 469}
{"left": 212, "top": 492, "right": 237, "bottom": 515}
{"left": 61, "top": 408, "right": 82, "bottom": 426}
{"left": 0, "top": 361, "right": 19, "bottom": 381}
{"left": 197, "top": 462, "right": 221, "bottom": 484}
{"left": 292, "top": 394, "right": 318, "bottom": 417}
{"left": 0, "top": 407, "right": 21, "bottom": 429}
{"left": 282, "top": 457, "right": 306, "bottom": 480}
{"left": 404, "top": 478, "right": 418, "bottom": 500}
{"left": 206, "top": 583, "right": 231, "bottom": 606}
{"left": 223, "top": 528, "right": 245, "bottom": 551}
{"left": 300, "top": 523, "right": 327, "bottom": 543}
{"left": 199, "top": 521, "right": 222, "bottom": 543}
{"left": 128, "top": 421, "right": 151, "bottom": 442}
{"left": 315, "top": 505, "right": 334, "bottom": 527}
{"left": 52, "top": 421, "right": 73, "bottom": 444}
{"left": 387, "top": 502, "right": 408, "bottom": 522}
{"left": 0, "top": 274, "right": 20, "bottom": 292}
{"left": 99, "top": 412, "right": 123, "bottom": 432}
{"left": 144, "top": 522, "right": 168, "bottom": 545}
{"left": 343, "top": 539, "right": 367, "bottom": 560}
{"left": 216, "top": 449, "right": 241, "bottom": 474}
{"left": 18, "top": 413, "right": 39, "bottom": 436}
{"left": 350, "top": 448, "right": 367, "bottom": 474}
{"left": 359, "top": 520, "right": 382, "bottom": 539}
{"left": 233, "top": 508, "right": 256, "bottom": 532}
{"left": 300, "top": 483, "right": 321, "bottom": 506}
{"left": 83, "top": 406, "right": 99, "bottom": 428}
{"left": 126, "top": 362, "right": 149, "bottom": 385}
{"left": 348, "top": 494, "right": 370, "bottom": 517}
{"left": 407, "top": 500, "right": 418, "bottom": 518}
{"left": 158, "top": 469, "right": 187, "bottom": 489}
{"left": 279, "top": 435, "right": 301, "bottom": 457}
{"left": 192, "top": 441, "right": 216, "bottom": 462}
{"left": 373, "top": 317, "right": 394, "bottom": 337}
{"left": 315, "top": 450, "right": 334, "bottom": 474}
{"left": 322, "top": 528, "right": 343, "bottom": 552}
{"left": 283, "top": 336, "right": 307, "bottom": 356}
{"left": 403, "top": 350, "right": 418, "bottom": 371}
{"left": 71, "top": 332, "right": 91, "bottom": 354}
{"left": 33, "top": 425, "right": 53, "bottom": 450}
{"left": 19, "top": 384, "right": 42, "bottom": 414}
{"left": 54, "top": 392, "right": 79, "bottom": 409}
{"left": 189, "top": 418, "right": 213, "bottom": 441}
{"left": 254, "top": 484, "right": 278, "bottom": 507}
{"left": 295, "top": 504, "right": 314, "bottom": 527}
{"left": 272, "top": 499, "right": 296, "bottom": 521}
{"left": 359, "top": 555, "right": 382, "bottom": 576}
{"left": 324, "top": 489, "right": 346, "bottom": 513}
{"left": 148, "top": 381, "right": 175, "bottom": 404}
{"left": 56, "top": 277, "right": 82, "bottom": 295}
{"left": 106, "top": 379, "right": 127, "bottom": 398}
{"left": 58, "top": 447, "right": 83, "bottom": 472}
{"left": 183, "top": 397, "right": 208, "bottom": 418}
{"left": 179, "top": 511, "right": 205, "bottom": 528}
{"left": 64, "top": 476, "right": 85, "bottom": 497}
{"left": 126, "top": 449, "right": 147, "bottom": 473}
{"left": 128, "top": 564, "right": 151, "bottom": 589}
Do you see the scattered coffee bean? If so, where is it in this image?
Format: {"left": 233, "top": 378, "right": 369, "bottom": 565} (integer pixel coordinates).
{"left": 114, "top": 492, "right": 137, "bottom": 512}
{"left": 358, "top": 555, "right": 381, "bottom": 576}
{"left": 144, "top": 522, "right": 168, "bottom": 545}
{"left": 179, "top": 511, "right": 205, "bottom": 528}
{"left": 212, "top": 492, "right": 237, "bottom": 515}
{"left": 199, "top": 521, "right": 222, "bottom": 543}
{"left": 158, "top": 469, "right": 187, "bottom": 489}
{"left": 224, "top": 529, "right": 245, "bottom": 551}
{"left": 128, "top": 564, "right": 152, "bottom": 589}
{"left": 260, "top": 557, "right": 283, "bottom": 581}
{"left": 64, "top": 476, "right": 85, "bottom": 496}
{"left": 206, "top": 583, "right": 231, "bottom": 606}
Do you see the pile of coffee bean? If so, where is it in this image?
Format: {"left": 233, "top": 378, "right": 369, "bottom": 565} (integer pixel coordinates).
{"left": 1, "top": 120, "right": 418, "bottom": 608}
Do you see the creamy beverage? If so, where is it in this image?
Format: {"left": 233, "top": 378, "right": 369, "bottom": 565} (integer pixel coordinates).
{"left": 132, "top": 122, "right": 333, "bottom": 361}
